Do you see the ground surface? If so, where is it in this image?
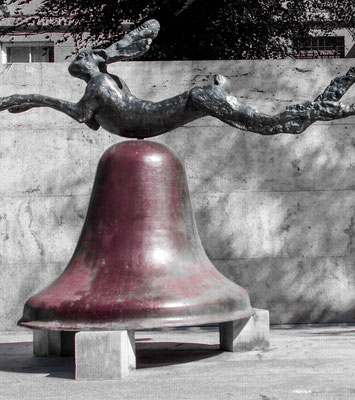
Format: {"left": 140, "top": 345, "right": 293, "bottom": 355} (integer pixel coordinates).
{"left": 0, "top": 325, "right": 354, "bottom": 400}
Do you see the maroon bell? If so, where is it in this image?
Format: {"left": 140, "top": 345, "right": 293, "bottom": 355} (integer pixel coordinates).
{"left": 19, "top": 140, "right": 253, "bottom": 331}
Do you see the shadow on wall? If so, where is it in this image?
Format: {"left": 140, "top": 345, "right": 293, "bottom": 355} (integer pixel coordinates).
{"left": 185, "top": 122, "right": 355, "bottom": 324}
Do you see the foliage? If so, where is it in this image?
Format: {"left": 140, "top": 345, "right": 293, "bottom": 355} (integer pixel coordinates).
{"left": 3, "top": 0, "right": 355, "bottom": 60}
{"left": 0, "top": 0, "right": 9, "bottom": 18}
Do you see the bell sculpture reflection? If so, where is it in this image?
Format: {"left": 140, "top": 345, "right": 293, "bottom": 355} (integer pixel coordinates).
{"left": 3, "top": 19, "right": 355, "bottom": 379}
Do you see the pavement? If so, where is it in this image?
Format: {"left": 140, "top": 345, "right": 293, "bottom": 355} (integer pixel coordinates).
{"left": 0, "top": 325, "right": 354, "bottom": 400}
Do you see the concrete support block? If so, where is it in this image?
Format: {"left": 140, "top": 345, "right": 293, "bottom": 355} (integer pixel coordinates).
{"left": 219, "top": 308, "right": 270, "bottom": 352}
{"left": 33, "top": 330, "right": 76, "bottom": 356}
{"left": 75, "top": 330, "right": 136, "bottom": 380}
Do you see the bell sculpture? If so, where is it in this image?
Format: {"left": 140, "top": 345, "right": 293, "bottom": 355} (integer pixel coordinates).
{"left": 19, "top": 140, "right": 253, "bottom": 331}
{"left": 2, "top": 19, "right": 355, "bottom": 379}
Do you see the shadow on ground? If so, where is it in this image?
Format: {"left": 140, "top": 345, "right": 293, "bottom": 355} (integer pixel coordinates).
{"left": 0, "top": 340, "right": 222, "bottom": 379}
{"left": 304, "top": 329, "right": 355, "bottom": 336}
{"left": 136, "top": 341, "right": 221, "bottom": 369}
{"left": 0, "top": 342, "right": 75, "bottom": 379}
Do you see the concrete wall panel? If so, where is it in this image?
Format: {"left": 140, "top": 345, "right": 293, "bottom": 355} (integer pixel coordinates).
{"left": 192, "top": 190, "right": 354, "bottom": 260}
{"left": 215, "top": 256, "right": 355, "bottom": 324}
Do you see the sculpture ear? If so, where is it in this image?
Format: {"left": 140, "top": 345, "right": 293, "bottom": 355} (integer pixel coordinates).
{"left": 93, "top": 49, "right": 108, "bottom": 60}
{"left": 104, "top": 19, "right": 160, "bottom": 63}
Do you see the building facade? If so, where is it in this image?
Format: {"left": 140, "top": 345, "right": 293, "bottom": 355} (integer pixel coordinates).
{"left": 0, "top": 0, "right": 76, "bottom": 63}
{"left": 0, "top": 6, "right": 354, "bottom": 60}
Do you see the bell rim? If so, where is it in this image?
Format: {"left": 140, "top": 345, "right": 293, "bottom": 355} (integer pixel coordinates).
{"left": 18, "top": 307, "right": 255, "bottom": 331}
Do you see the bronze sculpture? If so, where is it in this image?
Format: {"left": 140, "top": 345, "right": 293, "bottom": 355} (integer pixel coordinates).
{"left": 9, "top": 18, "right": 353, "bottom": 379}
{"left": 1, "top": 19, "right": 355, "bottom": 139}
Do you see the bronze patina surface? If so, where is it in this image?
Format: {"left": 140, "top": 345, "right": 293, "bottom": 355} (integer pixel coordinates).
{"left": 19, "top": 141, "right": 253, "bottom": 330}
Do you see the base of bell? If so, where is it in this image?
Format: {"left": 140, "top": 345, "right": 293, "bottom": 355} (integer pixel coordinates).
{"left": 31, "top": 308, "right": 269, "bottom": 380}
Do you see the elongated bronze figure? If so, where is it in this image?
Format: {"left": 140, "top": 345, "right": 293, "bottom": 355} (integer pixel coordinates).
{"left": 1, "top": 19, "right": 355, "bottom": 138}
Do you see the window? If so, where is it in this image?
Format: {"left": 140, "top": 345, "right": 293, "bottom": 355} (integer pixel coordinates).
{"left": 3, "top": 43, "right": 54, "bottom": 63}
{"left": 295, "top": 36, "right": 345, "bottom": 59}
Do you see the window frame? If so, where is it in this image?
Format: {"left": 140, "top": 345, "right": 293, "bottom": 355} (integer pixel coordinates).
{"left": 295, "top": 36, "right": 345, "bottom": 59}
{"left": 1, "top": 42, "right": 55, "bottom": 63}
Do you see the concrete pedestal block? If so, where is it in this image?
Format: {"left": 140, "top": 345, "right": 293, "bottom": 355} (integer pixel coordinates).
{"left": 33, "top": 330, "right": 76, "bottom": 356}
{"left": 219, "top": 308, "right": 270, "bottom": 352}
{"left": 75, "top": 330, "right": 136, "bottom": 380}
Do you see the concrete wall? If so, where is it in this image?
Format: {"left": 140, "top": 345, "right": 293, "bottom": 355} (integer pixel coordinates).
{"left": 0, "top": 59, "right": 354, "bottom": 331}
